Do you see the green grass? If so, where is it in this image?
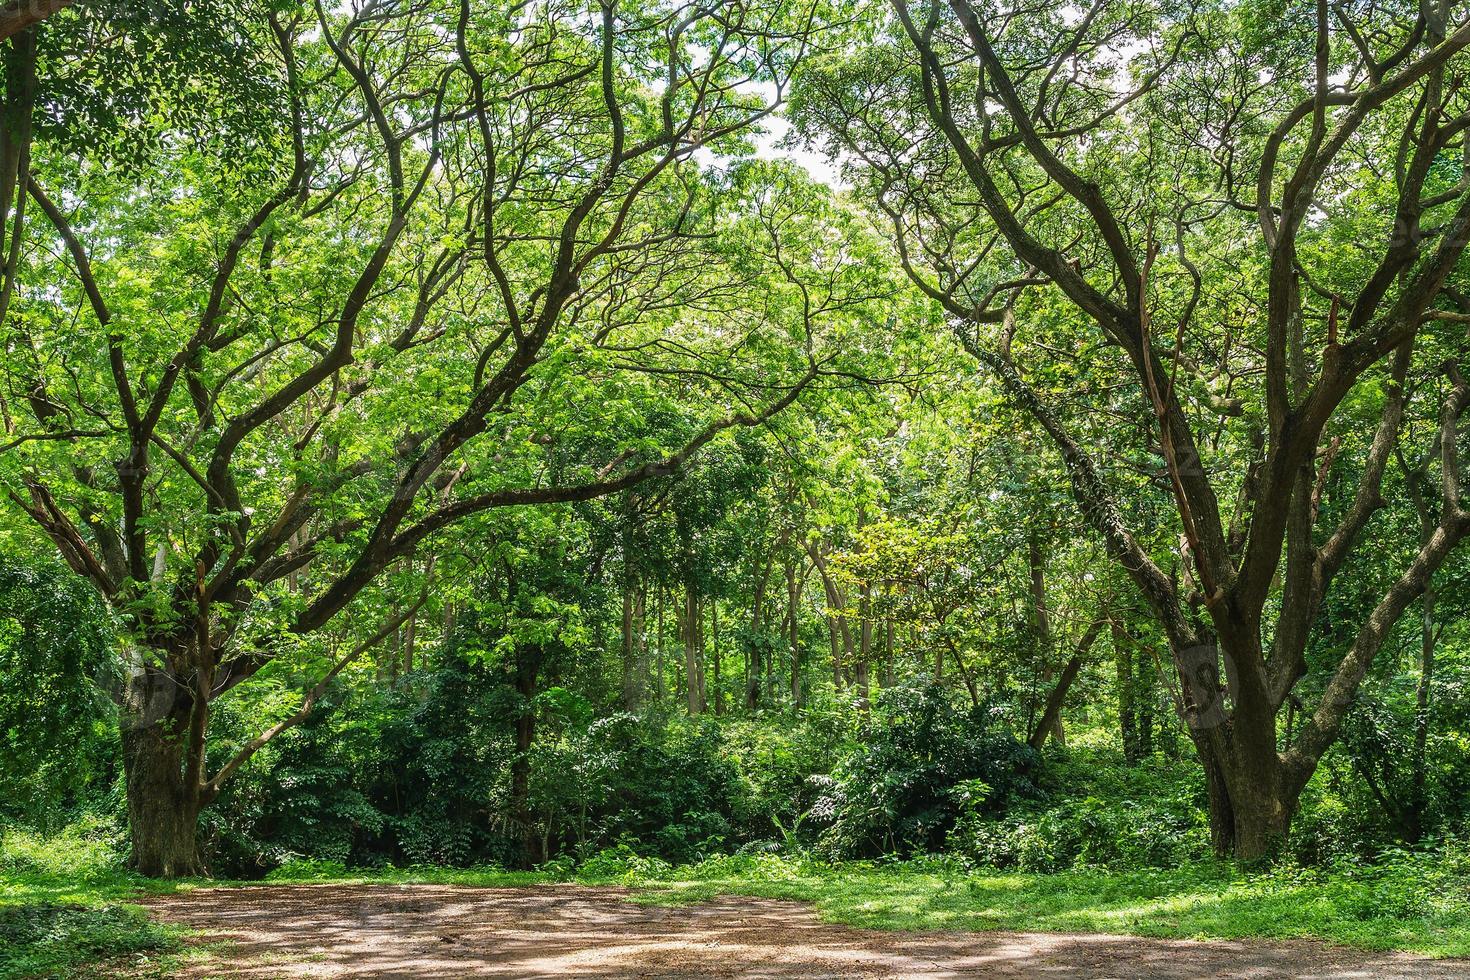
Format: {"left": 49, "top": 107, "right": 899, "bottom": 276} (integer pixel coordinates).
{"left": 5, "top": 828, "right": 1470, "bottom": 977}
{"left": 594, "top": 855, "right": 1470, "bottom": 957}
{"left": 0, "top": 823, "right": 187, "bottom": 980}
{"left": 194, "top": 848, "right": 1470, "bottom": 958}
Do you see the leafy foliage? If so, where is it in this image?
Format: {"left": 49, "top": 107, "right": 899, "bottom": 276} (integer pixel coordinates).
{"left": 0, "top": 561, "right": 117, "bottom": 822}
{"left": 810, "top": 682, "right": 1039, "bottom": 858}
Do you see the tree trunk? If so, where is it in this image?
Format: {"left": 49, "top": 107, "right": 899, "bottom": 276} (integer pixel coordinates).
{"left": 1197, "top": 740, "right": 1237, "bottom": 858}
{"left": 1189, "top": 681, "right": 1295, "bottom": 860}
{"left": 882, "top": 618, "right": 895, "bottom": 687}
{"left": 1029, "top": 647, "right": 1086, "bottom": 750}
{"left": 696, "top": 596, "right": 707, "bottom": 710}
{"left": 636, "top": 585, "right": 650, "bottom": 703}
{"left": 511, "top": 645, "right": 542, "bottom": 866}
{"left": 0, "top": 27, "right": 36, "bottom": 321}
{"left": 1218, "top": 751, "right": 1294, "bottom": 861}
{"left": 940, "top": 634, "right": 981, "bottom": 706}
{"left": 824, "top": 613, "right": 844, "bottom": 687}
{"left": 711, "top": 599, "right": 722, "bottom": 716}
{"left": 655, "top": 587, "right": 666, "bottom": 701}
{"left": 1406, "top": 489, "right": 1439, "bottom": 843}
{"left": 807, "top": 542, "right": 853, "bottom": 688}
{"left": 1027, "top": 534, "right": 1064, "bottom": 745}
{"left": 442, "top": 599, "right": 456, "bottom": 645}
{"left": 121, "top": 716, "right": 203, "bottom": 878}
{"left": 402, "top": 606, "right": 417, "bottom": 676}
{"left": 747, "top": 560, "right": 768, "bottom": 710}
{"left": 1112, "top": 619, "right": 1140, "bottom": 763}
{"left": 1137, "top": 652, "right": 1155, "bottom": 757}
{"left": 786, "top": 561, "right": 801, "bottom": 707}
{"left": 856, "top": 575, "right": 872, "bottom": 710}
{"left": 682, "top": 588, "right": 702, "bottom": 715}
{"left": 621, "top": 582, "right": 639, "bottom": 709}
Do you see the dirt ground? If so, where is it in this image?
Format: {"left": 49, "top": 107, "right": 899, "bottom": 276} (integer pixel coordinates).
{"left": 134, "top": 883, "right": 1470, "bottom": 979}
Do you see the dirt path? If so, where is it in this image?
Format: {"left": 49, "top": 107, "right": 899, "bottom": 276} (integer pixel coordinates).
{"left": 135, "top": 883, "right": 1470, "bottom": 979}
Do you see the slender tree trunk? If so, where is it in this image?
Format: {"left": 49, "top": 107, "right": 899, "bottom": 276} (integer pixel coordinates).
{"left": 711, "top": 599, "right": 722, "bottom": 716}
{"left": 1137, "top": 650, "right": 1155, "bottom": 757}
{"left": 621, "top": 581, "right": 639, "bottom": 709}
{"left": 1028, "top": 534, "right": 1064, "bottom": 745}
{"left": 747, "top": 559, "right": 769, "bottom": 710}
{"left": 635, "top": 585, "right": 650, "bottom": 701}
{"left": 1112, "top": 619, "right": 1140, "bottom": 763}
{"left": 941, "top": 635, "right": 980, "bottom": 706}
{"left": 402, "top": 606, "right": 417, "bottom": 677}
{"left": 693, "top": 590, "right": 705, "bottom": 714}
{"left": 882, "top": 618, "right": 895, "bottom": 687}
{"left": 746, "top": 640, "right": 761, "bottom": 710}
{"left": 808, "top": 542, "right": 853, "bottom": 688}
{"left": 696, "top": 596, "right": 707, "bottom": 710}
{"left": 1028, "top": 620, "right": 1102, "bottom": 750}
{"left": 386, "top": 595, "right": 401, "bottom": 686}
{"left": 511, "top": 644, "right": 542, "bottom": 866}
{"left": 1407, "top": 581, "right": 1435, "bottom": 843}
{"left": 787, "top": 560, "right": 801, "bottom": 707}
{"left": 1028, "top": 641, "right": 1090, "bottom": 750}
{"left": 683, "top": 587, "right": 702, "bottom": 715}
{"left": 766, "top": 591, "right": 776, "bottom": 703}
{"left": 655, "top": 587, "right": 666, "bottom": 702}
{"left": 825, "top": 613, "right": 843, "bottom": 687}
{"left": 1402, "top": 471, "right": 1441, "bottom": 843}
{"left": 0, "top": 28, "right": 36, "bottom": 321}
{"left": 856, "top": 577, "right": 872, "bottom": 710}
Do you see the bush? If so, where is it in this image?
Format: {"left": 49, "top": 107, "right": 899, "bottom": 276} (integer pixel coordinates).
{"left": 0, "top": 819, "right": 127, "bottom": 885}
{"left": 575, "top": 844, "right": 675, "bottom": 882}
{"left": 548, "top": 713, "right": 745, "bottom": 863}
{"left": 810, "top": 682, "right": 1040, "bottom": 858}
{"left": 950, "top": 752, "right": 1210, "bottom": 871}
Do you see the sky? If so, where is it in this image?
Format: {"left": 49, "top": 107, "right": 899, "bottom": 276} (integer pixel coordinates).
{"left": 752, "top": 113, "right": 844, "bottom": 188}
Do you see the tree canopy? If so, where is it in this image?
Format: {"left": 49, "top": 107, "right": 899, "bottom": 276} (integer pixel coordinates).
{"left": 1, "top": 0, "right": 1469, "bottom": 883}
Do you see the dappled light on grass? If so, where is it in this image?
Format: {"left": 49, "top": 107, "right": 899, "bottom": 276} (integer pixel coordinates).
{"left": 610, "top": 856, "right": 1470, "bottom": 959}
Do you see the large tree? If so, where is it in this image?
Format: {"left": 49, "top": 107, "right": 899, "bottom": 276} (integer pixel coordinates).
{"left": 0, "top": 0, "right": 869, "bottom": 876}
{"left": 796, "top": 0, "right": 1470, "bottom": 856}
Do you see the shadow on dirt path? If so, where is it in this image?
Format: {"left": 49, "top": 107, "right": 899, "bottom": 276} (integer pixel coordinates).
{"left": 134, "top": 883, "right": 1470, "bottom": 979}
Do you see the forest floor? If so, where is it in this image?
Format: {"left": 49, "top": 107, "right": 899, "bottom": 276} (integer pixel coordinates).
{"left": 130, "top": 883, "right": 1470, "bottom": 979}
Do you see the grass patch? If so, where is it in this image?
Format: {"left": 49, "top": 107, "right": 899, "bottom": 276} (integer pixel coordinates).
{"left": 573, "top": 851, "right": 1470, "bottom": 957}
{"left": 5, "top": 827, "right": 1470, "bottom": 976}
{"left": 0, "top": 823, "right": 185, "bottom": 979}
{"left": 0, "top": 902, "right": 181, "bottom": 980}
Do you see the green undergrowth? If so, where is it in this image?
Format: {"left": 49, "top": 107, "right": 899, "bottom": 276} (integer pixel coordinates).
{"left": 5, "top": 827, "right": 1470, "bottom": 978}
{"left": 0, "top": 823, "right": 186, "bottom": 979}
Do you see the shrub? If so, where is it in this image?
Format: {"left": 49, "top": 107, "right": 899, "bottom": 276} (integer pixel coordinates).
{"left": 809, "top": 682, "right": 1039, "bottom": 858}
{"left": 950, "top": 752, "right": 1210, "bottom": 871}
{"left": 0, "top": 819, "right": 127, "bottom": 884}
